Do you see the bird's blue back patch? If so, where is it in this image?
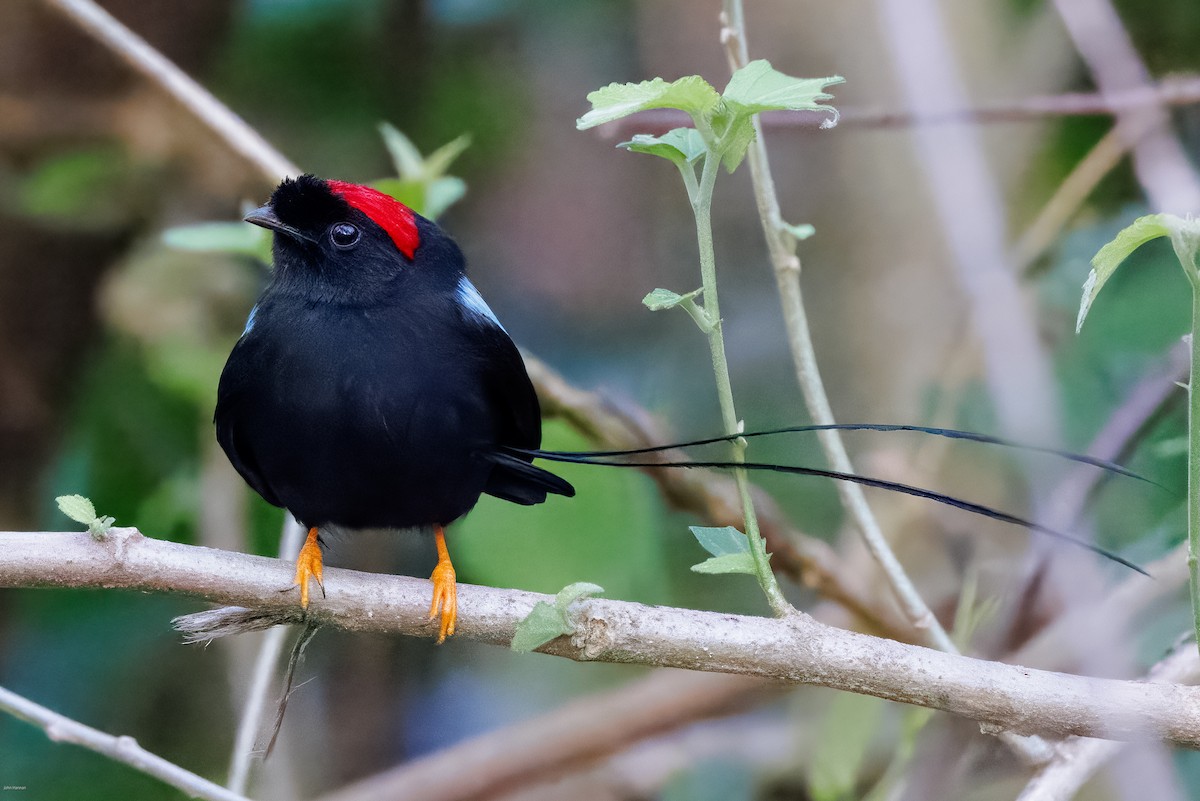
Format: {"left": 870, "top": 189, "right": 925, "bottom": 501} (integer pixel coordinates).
{"left": 455, "top": 277, "right": 506, "bottom": 331}
{"left": 242, "top": 304, "right": 258, "bottom": 336}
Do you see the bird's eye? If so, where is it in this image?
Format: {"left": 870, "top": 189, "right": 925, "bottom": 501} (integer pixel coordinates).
{"left": 330, "top": 223, "right": 360, "bottom": 249}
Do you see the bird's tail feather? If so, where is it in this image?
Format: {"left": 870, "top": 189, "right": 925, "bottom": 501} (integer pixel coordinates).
{"left": 503, "top": 423, "right": 1153, "bottom": 576}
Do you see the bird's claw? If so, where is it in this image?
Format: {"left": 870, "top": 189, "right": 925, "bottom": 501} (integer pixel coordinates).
{"left": 294, "top": 527, "right": 325, "bottom": 610}
{"left": 428, "top": 559, "right": 457, "bottom": 644}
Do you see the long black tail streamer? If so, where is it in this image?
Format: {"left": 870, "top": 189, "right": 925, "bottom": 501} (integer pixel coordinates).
{"left": 532, "top": 422, "right": 1161, "bottom": 487}
{"left": 506, "top": 447, "right": 1149, "bottom": 576}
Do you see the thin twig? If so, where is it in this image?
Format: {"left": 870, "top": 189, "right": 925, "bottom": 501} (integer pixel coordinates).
{"left": 719, "top": 0, "right": 961, "bottom": 664}
{"left": 607, "top": 75, "right": 1200, "bottom": 135}
{"left": 1012, "top": 122, "right": 1147, "bottom": 274}
{"left": 39, "top": 0, "right": 298, "bottom": 182}
{"left": 3, "top": 530, "right": 1196, "bottom": 746}
{"left": 1051, "top": 0, "right": 1200, "bottom": 212}
{"left": 1016, "top": 639, "right": 1200, "bottom": 801}
{"left": 226, "top": 515, "right": 306, "bottom": 794}
{"left": 0, "top": 683, "right": 253, "bottom": 801}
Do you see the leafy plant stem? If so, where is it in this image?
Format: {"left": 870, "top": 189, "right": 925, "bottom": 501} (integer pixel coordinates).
{"left": 1189, "top": 284, "right": 1200, "bottom": 655}
{"left": 719, "top": 0, "right": 956, "bottom": 655}
{"left": 1161, "top": 226, "right": 1200, "bottom": 657}
{"left": 689, "top": 153, "right": 791, "bottom": 615}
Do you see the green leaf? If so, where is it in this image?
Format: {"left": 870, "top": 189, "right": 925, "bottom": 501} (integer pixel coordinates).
{"left": 642, "top": 287, "right": 703, "bottom": 311}
{"left": 782, "top": 222, "right": 816, "bottom": 241}
{"left": 1077, "top": 214, "right": 1177, "bottom": 332}
{"left": 511, "top": 582, "right": 605, "bottom": 653}
{"left": 722, "top": 60, "right": 844, "bottom": 123}
{"left": 509, "top": 603, "right": 569, "bottom": 653}
{"left": 553, "top": 581, "right": 606, "bottom": 615}
{"left": 691, "top": 552, "right": 759, "bottom": 575}
{"left": 1153, "top": 435, "right": 1189, "bottom": 458}
{"left": 621, "top": 128, "right": 707, "bottom": 165}
{"left": 578, "top": 76, "right": 721, "bottom": 130}
{"left": 379, "top": 122, "right": 425, "bottom": 179}
{"left": 163, "top": 223, "right": 272, "bottom": 263}
{"left": 424, "top": 134, "right": 472, "bottom": 178}
{"left": 56, "top": 495, "right": 97, "bottom": 526}
{"left": 689, "top": 525, "right": 750, "bottom": 556}
{"left": 715, "top": 115, "right": 757, "bottom": 172}
{"left": 89, "top": 516, "right": 116, "bottom": 540}
{"left": 708, "top": 63, "right": 842, "bottom": 171}
{"left": 372, "top": 178, "right": 427, "bottom": 213}
{"left": 373, "top": 128, "right": 470, "bottom": 219}
{"left": 424, "top": 177, "right": 467, "bottom": 220}
{"left": 643, "top": 287, "right": 714, "bottom": 332}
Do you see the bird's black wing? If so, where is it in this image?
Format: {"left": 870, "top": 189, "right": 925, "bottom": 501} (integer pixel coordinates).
{"left": 214, "top": 342, "right": 285, "bottom": 510}
{"left": 452, "top": 291, "right": 574, "bottom": 504}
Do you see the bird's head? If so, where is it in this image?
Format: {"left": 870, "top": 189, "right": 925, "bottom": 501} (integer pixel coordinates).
{"left": 246, "top": 174, "right": 464, "bottom": 304}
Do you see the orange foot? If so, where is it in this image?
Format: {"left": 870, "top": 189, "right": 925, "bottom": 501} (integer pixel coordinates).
{"left": 294, "top": 526, "right": 325, "bottom": 609}
{"left": 429, "top": 525, "right": 457, "bottom": 644}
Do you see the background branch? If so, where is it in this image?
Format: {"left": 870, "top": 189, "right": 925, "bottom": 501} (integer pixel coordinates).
{"left": 1051, "top": 0, "right": 1200, "bottom": 211}
{"left": 41, "top": 0, "right": 298, "bottom": 182}
{"left": 0, "top": 683, "right": 253, "bottom": 801}
{"left": 1016, "top": 640, "right": 1200, "bottom": 801}
{"left": 313, "top": 670, "right": 769, "bottom": 801}
{"left": 606, "top": 74, "right": 1200, "bottom": 134}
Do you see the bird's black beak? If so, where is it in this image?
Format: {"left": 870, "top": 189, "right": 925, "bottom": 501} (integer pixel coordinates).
{"left": 244, "top": 204, "right": 318, "bottom": 244}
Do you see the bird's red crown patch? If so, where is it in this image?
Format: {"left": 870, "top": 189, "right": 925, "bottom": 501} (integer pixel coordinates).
{"left": 328, "top": 180, "right": 420, "bottom": 259}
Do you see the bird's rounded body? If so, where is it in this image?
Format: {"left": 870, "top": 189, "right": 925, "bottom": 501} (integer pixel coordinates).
{"left": 214, "top": 176, "right": 573, "bottom": 637}
{"left": 217, "top": 288, "right": 521, "bottom": 529}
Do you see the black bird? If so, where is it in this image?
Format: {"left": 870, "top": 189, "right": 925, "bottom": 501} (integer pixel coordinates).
{"left": 216, "top": 175, "right": 1146, "bottom": 644}
{"left": 215, "top": 175, "right": 573, "bottom": 642}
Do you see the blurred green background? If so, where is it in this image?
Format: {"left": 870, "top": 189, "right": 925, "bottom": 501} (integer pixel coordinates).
{"left": 2, "top": 0, "right": 1199, "bottom": 799}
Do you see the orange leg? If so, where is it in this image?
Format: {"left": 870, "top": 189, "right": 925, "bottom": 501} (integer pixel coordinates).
{"left": 293, "top": 526, "right": 325, "bottom": 609}
{"left": 428, "top": 525, "right": 457, "bottom": 644}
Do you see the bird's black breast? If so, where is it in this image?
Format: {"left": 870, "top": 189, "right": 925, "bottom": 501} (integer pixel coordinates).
{"left": 214, "top": 291, "right": 541, "bottom": 529}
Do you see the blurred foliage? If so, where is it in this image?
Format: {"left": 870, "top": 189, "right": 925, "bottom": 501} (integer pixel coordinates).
{"left": 14, "top": 145, "right": 159, "bottom": 232}
{"left": 5, "top": 0, "right": 1200, "bottom": 799}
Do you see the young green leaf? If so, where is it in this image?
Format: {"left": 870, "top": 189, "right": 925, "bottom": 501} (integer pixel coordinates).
{"left": 56, "top": 495, "right": 114, "bottom": 540}
{"left": 691, "top": 552, "right": 759, "bottom": 575}
{"left": 56, "top": 494, "right": 97, "bottom": 526}
{"left": 90, "top": 516, "right": 116, "bottom": 540}
{"left": 511, "top": 582, "right": 605, "bottom": 653}
{"left": 689, "top": 525, "right": 761, "bottom": 575}
{"left": 621, "top": 128, "right": 707, "bottom": 166}
{"left": 372, "top": 178, "right": 427, "bottom": 216}
{"left": 708, "top": 63, "right": 843, "bottom": 171}
{"left": 509, "top": 603, "right": 567, "bottom": 654}
{"left": 1075, "top": 212, "right": 1200, "bottom": 330}
{"left": 722, "top": 61, "right": 844, "bottom": 124}
{"left": 643, "top": 287, "right": 713, "bottom": 332}
{"left": 781, "top": 222, "right": 816, "bottom": 242}
{"left": 424, "top": 177, "right": 467, "bottom": 221}
{"left": 577, "top": 76, "right": 721, "bottom": 130}
{"left": 423, "top": 134, "right": 472, "bottom": 179}
{"left": 690, "top": 525, "right": 751, "bottom": 556}
{"left": 379, "top": 122, "right": 425, "bottom": 179}
{"left": 163, "top": 223, "right": 272, "bottom": 263}
{"left": 642, "top": 287, "right": 703, "bottom": 311}
{"left": 553, "top": 581, "right": 605, "bottom": 615}
{"left": 1077, "top": 214, "right": 1179, "bottom": 333}
{"left": 714, "top": 116, "right": 757, "bottom": 172}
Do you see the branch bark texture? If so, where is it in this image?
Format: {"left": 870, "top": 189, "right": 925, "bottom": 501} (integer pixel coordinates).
{"left": 4, "top": 529, "right": 1200, "bottom": 747}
